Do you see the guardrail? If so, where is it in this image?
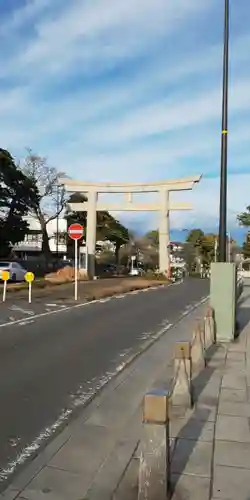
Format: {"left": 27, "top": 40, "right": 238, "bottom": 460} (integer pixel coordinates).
{"left": 137, "top": 306, "right": 215, "bottom": 500}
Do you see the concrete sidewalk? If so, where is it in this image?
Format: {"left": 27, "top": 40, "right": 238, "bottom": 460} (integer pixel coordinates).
{"left": 115, "top": 288, "right": 250, "bottom": 500}
{"left": 167, "top": 300, "right": 250, "bottom": 500}
{"left": 1, "top": 300, "right": 207, "bottom": 500}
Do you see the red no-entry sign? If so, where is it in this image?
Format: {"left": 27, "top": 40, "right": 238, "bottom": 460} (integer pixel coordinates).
{"left": 68, "top": 223, "right": 84, "bottom": 240}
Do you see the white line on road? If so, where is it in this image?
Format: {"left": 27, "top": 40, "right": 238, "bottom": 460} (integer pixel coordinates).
{"left": 0, "top": 301, "right": 98, "bottom": 329}
{"left": 10, "top": 306, "right": 35, "bottom": 316}
{"left": 19, "top": 320, "right": 35, "bottom": 326}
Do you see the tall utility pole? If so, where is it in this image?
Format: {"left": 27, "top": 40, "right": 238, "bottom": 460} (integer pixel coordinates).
{"left": 56, "top": 184, "right": 59, "bottom": 257}
{"left": 218, "top": 0, "right": 229, "bottom": 262}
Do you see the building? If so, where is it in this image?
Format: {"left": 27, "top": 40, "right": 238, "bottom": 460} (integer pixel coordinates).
{"left": 13, "top": 216, "right": 67, "bottom": 258}
{"left": 13, "top": 215, "right": 117, "bottom": 260}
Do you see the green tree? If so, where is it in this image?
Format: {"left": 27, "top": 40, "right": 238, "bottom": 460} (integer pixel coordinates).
{"left": 186, "top": 228, "right": 204, "bottom": 245}
{"left": 145, "top": 230, "right": 159, "bottom": 246}
{"left": 184, "top": 229, "right": 204, "bottom": 272}
{"left": 237, "top": 206, "right": 250, "bottom": 259}
{"left": 98, "top": 214, "right": 129, "bottom": 263}
{"left": 237, "top": 206, "right": 250, "bottom": 227}
{"left": 242, "top": 233, "right": 250, "bottom": 259}
{"left": 65, "top": 195, "right": 129, "bottom": 262}
{"left": 199, "top": 233, "right": 217, "bottom": 265}
{"left": 0, "top": 148, "right": 39, "bottom": 257}
{"left": 64, "top": 193, "right": 87, "bottom": 258}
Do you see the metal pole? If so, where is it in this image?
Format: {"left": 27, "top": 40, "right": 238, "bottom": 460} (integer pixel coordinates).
{"left": 228, "top": 231, "right": 231, "bottom": 262}
{"left": 56, "top": 184, "right": 59, "bottom": 257}
{"left": 74, "top": 238, "right": 78, "bottom": 301}
{"left": 218, "top": 0, "right": 229, "bottom": 262}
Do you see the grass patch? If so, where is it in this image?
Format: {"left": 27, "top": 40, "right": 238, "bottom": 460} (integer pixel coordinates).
{"left": 1, "top": 276, "right": 168, "bottom": 299}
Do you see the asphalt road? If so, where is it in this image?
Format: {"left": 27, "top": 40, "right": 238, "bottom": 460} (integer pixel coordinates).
{"left": 0, "top": 278, "right": 208, "bottom": 491}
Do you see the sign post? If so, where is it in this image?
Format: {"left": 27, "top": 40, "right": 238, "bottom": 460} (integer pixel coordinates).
{"left": 2, "top": 271, "right": 10, "bottom": 302}
{"left": 68, "top": 223, "right": 84, "bottom": 301}
{"left": 25, "top": 272, "right": 35, "bottom": 303}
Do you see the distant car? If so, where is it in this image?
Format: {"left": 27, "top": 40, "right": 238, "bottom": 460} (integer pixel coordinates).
{"left": 0, "top": 261, "right": 27, "bottom": 282}
{"left": 129, "top": 267, "right": 144, "bottom": 276}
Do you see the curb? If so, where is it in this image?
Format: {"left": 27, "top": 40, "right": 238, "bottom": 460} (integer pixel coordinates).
{"left": 2, "top": 293, "right": 208, "bottom": 496}
{"left": 115, "top": 295, "right": 209, "bottom": 372}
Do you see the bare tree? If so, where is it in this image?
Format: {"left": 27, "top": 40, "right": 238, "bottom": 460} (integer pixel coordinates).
{"left": 20, "top": 149, "right": 67, "bottom": 257}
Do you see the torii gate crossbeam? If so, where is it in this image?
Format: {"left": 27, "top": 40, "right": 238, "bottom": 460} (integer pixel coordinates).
{"left": 60, "top": 175, "right": 201, "bottom": 278}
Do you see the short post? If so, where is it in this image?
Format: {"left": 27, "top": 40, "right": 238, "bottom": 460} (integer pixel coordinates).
{"left": 191, "top": 322, "right": 206, "bottom": 374}
{"left": 172, "top": 341, "right": 192, "bottom": 408}
{"left": 24, "top": 272, "right": 35, "bottom": 304}
{"left": 204, "top": 306, "right": 215, "bottom": 348}
{"left": 138, "top": 389, "right": 170, "bottom": 500}
{"left": 74, "top": 238, "right": 78, "bottom": 301}
{"left": 1, "top": 270, "right": 10, "bottom": 302}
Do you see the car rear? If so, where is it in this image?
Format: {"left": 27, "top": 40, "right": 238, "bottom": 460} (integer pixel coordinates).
{"left": 0, "top": 262, "right": 11, "bottom": 280}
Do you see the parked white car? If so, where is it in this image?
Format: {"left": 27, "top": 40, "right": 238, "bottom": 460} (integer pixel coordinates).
{"left": 129, "top": 267, "right": 144, "bottom": 276}
{"left": 0, "top": 261, "right": 27, "bottom": 282}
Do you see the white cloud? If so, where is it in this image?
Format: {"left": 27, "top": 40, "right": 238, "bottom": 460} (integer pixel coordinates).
{"left": 0, "top": 0, "right": 214, "bottom": 80}
{"left": 0, "top": 0, "right": 250, "bottom": 234}
{"left": 81, "top": 78, "right": 250, "bottom": 146}
{"left": 118, "top": 173, "right": 250, "bottom": 233}
{"left": 0, "top": 0, "right": 52, "bottom": 35}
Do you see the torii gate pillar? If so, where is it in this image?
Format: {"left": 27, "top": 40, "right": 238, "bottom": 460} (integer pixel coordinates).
{"left": 86, "top": 191, "right": 97, "bottom": 279}
{"left": 159, "top": 188, "right": 170, "bottom": 276}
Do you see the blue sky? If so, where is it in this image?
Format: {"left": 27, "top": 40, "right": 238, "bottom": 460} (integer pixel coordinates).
{"left": 0, "top": 0, "right": 250, "bottom": 238}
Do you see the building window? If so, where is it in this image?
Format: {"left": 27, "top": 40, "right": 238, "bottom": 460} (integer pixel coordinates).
{"left": 25, "top": 233, "right": 42, "bottom": 243}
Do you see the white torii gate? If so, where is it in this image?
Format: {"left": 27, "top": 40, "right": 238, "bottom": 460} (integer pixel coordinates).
{"left": 59, "top": 175, "right": 201, "bottom": 278}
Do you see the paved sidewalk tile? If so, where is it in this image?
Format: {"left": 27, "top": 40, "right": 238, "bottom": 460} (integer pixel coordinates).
{"left": 228, "top": 341, "right": 247, "bottom": 353}
{"left": 214, "top": 440, "right": 250, "bottom": 469}
{"left": 170, "top": 417, "right": 214, "bottom": 442}
{"left": 215, "top": 415, "right": 250, "bottom": 442}
{"left": 49, "top": 424, "right": 116, "bottom": 476}
{"left": 0, "top": 489, "right": 20, "bottom": 500}
{"left": 171, "top": 439, "right": 213, "bottom": 477}
{"left": 221, "top": 372, "right": 247, "bottom": 390}
{"left": 15, "top": 466, "right": 92, "bottom": 499}
{"left": 227, "top": 352, "right": 246, "bottom": 361}
{"left": 213, "top": 465, "right": 250, "bottom": 499}
{"left": 171, "top": 474, "right": 211, "bottom": 500}
{"left": 219, "top": 387, "right": 248, "bottom": 403}
{"left": 113, "top": 457, "right": 139, "bottom": 500}
{"left": 84, "top": 438, "right": 139, "bottom": 500}
{"left": 218, "top": 400, "right": 250, "bottom": 417}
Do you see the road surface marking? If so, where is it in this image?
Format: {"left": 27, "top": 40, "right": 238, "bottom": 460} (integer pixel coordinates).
{"left": 0, "top": 284, "right": 173, "bottom": 330}
{"left": 19, "top": 320, "right": 34, "bottom": 326}
{"left": 0, "top": 301, "right": 97, "bottom": 329}
{"left": 10, "top": 306, "right": 35, "bottom": 316}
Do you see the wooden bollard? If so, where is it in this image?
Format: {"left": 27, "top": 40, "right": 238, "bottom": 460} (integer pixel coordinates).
{"left": 191, "top": 322, "right": 206, "bottom": 374}
{"left": 138, "top": 389, "right": 170, "bottom": 500}
{"left": 172, "top": 341, "right": 192, "bottom": 408}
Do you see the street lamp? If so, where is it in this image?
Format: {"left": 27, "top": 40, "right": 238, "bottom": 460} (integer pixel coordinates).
{"left": 218, "top": 0, "right": 229, "bottom": 262}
